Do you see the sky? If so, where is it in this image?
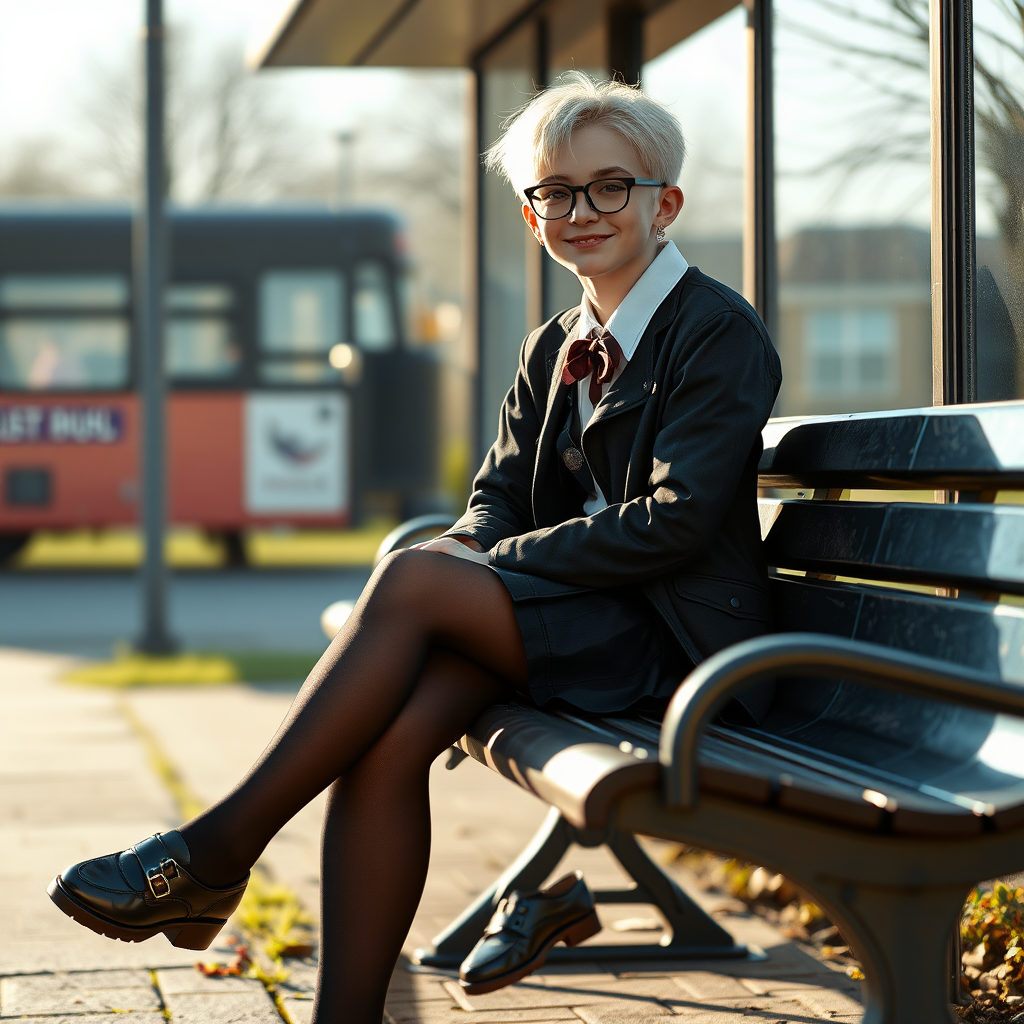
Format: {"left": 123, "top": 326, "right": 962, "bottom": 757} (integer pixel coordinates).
{"left": 0, "top": 0, "right": 1003, "bottom": 238}
{"left": 0, "top": 0, "right": 415, "bottom": 167}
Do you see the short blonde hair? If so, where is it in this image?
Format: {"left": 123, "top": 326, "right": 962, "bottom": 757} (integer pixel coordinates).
{"left": 485, "top": 72, "right": 685, "bottom": 196}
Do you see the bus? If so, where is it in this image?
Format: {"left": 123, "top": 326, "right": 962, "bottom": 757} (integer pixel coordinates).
{"left": 0, "top": 206, "right": 440, "bottom": 563}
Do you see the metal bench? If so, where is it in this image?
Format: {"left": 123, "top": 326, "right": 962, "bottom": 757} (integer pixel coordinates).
{"left": 341, "top": 401, "right": 1024, "bottom": 1024}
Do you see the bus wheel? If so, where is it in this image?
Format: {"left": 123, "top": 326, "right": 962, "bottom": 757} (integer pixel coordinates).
{"left": 219, "top": 530, "right": 248, "bottom": 568}
{"left": 0, "top": 532, "right": 31, "bottom": 566}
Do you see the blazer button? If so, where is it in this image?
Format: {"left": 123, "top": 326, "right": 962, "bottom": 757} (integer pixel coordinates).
{"left": 562, "top": 447, "right": 584, "bottom": 473}
{"left": 730, "top": 597, "right": 741, "bottom": 609}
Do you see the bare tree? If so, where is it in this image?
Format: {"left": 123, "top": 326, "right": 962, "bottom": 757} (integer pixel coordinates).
{"left": 784, "top": 0, "right": 1024, "bottom": 390}
{"left": 330, "top": 72, "right": 468, "bottom": 308}
{"left": 78, "top": 28, "right": 317, "bottom": 202}
{"left": 0, "top": 139, "right": 83, "bottom": 198}
{"left": 354, "top": 72, "right": 465, "bottom": 218}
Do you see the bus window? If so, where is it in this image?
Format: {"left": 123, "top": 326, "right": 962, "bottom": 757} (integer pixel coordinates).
{"left": 166, "top": 284, "right": 239, "bottom": 381}
{"left": 260, "top": 271, "right": 344, "bottom": 353}
{"left": 0, "top": 274, "right": 130, "bottom": 391}
{"left": 0, "top": 319, "right": 129, "bottom": 390}
{"left": 167, "top": 320, "right": 238, "bottom": 379}
{"left": 168, "top": 284, "right": 232, "bottom": 312}
{"left": 353, "top": 261, "right": 396, "bottom": 351}
{"left": 0, "top": 275, "right": 129, "bottom": 310}
{"left": 259, "top": 271, "right": 344, "bottom": 384}
{"left": 260, "top": 359, "right": 338, "bottom": 384}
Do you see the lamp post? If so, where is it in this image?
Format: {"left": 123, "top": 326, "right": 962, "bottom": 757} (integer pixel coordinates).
{"left": 336, "top": 129, "right": 356, "bottom": 207}
{"left": 136, "top": 0, "right": 176, "bottom": 654}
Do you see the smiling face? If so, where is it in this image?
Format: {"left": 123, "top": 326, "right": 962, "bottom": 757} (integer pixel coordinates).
{"left": 521, "top": 124, "right": 683, "bottom": 318}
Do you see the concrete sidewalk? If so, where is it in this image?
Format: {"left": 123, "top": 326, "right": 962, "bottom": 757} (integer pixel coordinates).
{"left": 0, "top": 648, "right": 865, "bottom": 1023}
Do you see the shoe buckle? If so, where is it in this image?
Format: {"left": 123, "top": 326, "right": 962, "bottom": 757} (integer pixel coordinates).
{"left": 146, "top": 857, "right": 179, "bottom": 899}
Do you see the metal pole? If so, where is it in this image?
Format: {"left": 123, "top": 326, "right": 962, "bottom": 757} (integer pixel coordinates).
{"left": 136, "top": 0, "right": 176, "bottom": 653}
{"left": 930, "top": 0, "right": 977, "bottom": 405}
{"left": 336, "top": 129, "right": 356, "bottom": 208}
{"left": 471, "top": 61, "right": 486, "bottom": 473}
{"left": 744, "top": 0, "right": 778, "bottom": 344}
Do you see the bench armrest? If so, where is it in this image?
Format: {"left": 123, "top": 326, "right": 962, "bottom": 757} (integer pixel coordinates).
{"left": 374, "top": 514, "right": 457, "bottom": 566}
{"left": 660, "top": 632, "right": 1024, "bottom": 809}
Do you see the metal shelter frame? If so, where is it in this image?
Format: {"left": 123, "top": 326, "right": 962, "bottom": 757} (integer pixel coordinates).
{"left": 258, "top": 0, "right": 980, "bottom": 463}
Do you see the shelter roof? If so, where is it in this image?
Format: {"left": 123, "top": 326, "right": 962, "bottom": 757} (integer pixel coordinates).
{"left": 255, "top": 0, "right": 737, "bottom": 69}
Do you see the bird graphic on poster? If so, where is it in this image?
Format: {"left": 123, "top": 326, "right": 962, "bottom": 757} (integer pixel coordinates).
{"left": 268, "top": 422, "right": 327, "bottom": 465}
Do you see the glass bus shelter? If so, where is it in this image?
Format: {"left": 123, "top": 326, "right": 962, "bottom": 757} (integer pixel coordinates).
{"left": 258, "top": 0, "right": 1020, "bottom": 465}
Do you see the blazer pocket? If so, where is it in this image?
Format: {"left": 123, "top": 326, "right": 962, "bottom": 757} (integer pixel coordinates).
{"left": 672, "top": 574, "right": 771, "bottom": 623}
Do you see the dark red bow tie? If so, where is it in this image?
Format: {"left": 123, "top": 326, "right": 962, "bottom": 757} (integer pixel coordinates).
{"left": 561, "top": 328, "right": 625, "bottom": 405}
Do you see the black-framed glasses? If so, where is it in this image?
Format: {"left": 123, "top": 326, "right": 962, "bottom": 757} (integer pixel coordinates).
{"left": 523, "top": 177, "right": 666, "bottom": 221}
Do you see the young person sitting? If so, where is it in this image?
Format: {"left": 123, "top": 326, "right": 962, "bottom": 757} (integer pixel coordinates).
{"left": 47, "top": 72, "right": 781, "bottom": 1023}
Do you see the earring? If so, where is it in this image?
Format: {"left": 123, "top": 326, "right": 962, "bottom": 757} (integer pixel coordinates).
{"left": 656, "top": 225, "right": 666, "bottom": 243}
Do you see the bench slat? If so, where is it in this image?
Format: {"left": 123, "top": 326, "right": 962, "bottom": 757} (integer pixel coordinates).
{"left": 456, "top": 580, "right": 1024, "bottom": 836}
{"left": 771, "top": 574, "right": 1024, "bottom": 682}
{"left": 456, "top": 703, "right": 659, "bottom": 830}
{"left": 759, "top": 403, "right": 1024, "bottom": 490}
{"left": 459, "top": 702, "right": 988, "bottom": 834}
{"left": 761, "top": 499, "right": 1024, "bottom": 594}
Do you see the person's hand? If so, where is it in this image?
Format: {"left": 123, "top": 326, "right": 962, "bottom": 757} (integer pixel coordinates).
{"left": 413, "top": 535, "right": 490, "bottom": 565}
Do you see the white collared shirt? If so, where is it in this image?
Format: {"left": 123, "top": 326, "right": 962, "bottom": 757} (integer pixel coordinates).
{"left": 573, "top": 241, "right": 689, "bottom": 514}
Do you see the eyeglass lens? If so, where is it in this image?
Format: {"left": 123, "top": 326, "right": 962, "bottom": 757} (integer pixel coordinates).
{"left": 530, "top": 179, "right": 632, "bottom": 219}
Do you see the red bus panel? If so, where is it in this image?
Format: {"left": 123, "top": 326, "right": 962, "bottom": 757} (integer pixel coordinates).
{"left": 0, "top": 392, "right": 351, "bottom": 531}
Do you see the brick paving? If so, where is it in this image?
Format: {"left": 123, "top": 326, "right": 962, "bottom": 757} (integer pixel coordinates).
{"left": 0, "top": 647, "right": 864, "bottom": 1022}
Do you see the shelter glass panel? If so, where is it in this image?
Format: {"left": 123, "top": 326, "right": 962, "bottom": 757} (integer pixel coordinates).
{"left": 644, "top": 6, "right": 746, "bottom": 295}
{"left": 479, "top": 23, "right": 535, "bottom": 456}
{"left": 972, "top": 0, "right": 1024, "bottom": 401}
{"left": 773, "top": 0, "right": 932, "bottom": 416}
{"left": 538, "top": 0, "right": 610, "bottom": 321}
{"left": 547, "top": 0, "right": 607, "bottom": 81}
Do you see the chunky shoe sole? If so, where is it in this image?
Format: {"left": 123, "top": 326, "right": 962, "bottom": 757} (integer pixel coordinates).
{"left": 460, "top": 909, "right": 601, "bottom": 995}
{"left": 47, "top": 876, "right": 226, "bottom": 950}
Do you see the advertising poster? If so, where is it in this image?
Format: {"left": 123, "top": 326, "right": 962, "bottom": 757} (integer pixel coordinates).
{"left": 244, "top": 392, "right": 349, "bottom": 516}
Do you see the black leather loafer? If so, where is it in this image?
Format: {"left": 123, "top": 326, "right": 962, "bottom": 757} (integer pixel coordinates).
{"left": 47, "top": 831, "right": 248, "bottom": 950}
{"left": 459, "top": 871, "right": 600, "bottom": 994}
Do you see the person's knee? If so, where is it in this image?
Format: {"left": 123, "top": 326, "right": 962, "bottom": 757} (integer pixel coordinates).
{"left": 364, "top": 548, "right": 441, "bottom": 617}
{"left": 354, "top": 650, "right": 496, "bottom": 776}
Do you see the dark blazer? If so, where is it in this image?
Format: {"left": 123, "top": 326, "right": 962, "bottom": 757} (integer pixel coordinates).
{"left": 449, "top": 268, "right": 782, "bottom": 672}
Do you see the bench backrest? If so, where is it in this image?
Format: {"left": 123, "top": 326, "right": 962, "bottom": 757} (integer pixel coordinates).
{"left": 755, "top": 401, "right": 1024, "bottom": 815}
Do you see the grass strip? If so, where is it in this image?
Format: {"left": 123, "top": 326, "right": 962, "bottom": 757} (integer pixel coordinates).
{"left": 64, "top": 648, "right": 324, "bottom": 688}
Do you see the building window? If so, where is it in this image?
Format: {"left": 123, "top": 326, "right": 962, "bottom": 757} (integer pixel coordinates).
{"left": 805, "top": 308, "right": 898, "bottom": 396}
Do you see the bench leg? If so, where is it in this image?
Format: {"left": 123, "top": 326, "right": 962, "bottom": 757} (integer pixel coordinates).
{"left": 414, "top": 806, "right": 749, "bottom": 967}
{"left": 803, "top": 877, "right": 967, "bottom": 1024}
{"left": 415, "top": 806, "right": 575, "bottom": 967}
{"left": 601, "top": 827, "right": 740, "bottom": 954}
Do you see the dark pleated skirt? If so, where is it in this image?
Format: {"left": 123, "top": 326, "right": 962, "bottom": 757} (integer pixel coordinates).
{"left": 490, "top": 567, "right": 694, "bottom": 714}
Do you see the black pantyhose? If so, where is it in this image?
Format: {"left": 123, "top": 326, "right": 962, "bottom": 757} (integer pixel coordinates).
{"left": 177, "top": 550, "right": 527, "bottom": 1023}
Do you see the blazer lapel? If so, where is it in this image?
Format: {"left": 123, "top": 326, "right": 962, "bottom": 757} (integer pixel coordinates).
{"left": 532, "top": 309, "right": 579, "bottom": 526}
{"left": 578, "top": 291, "right": 680, "bottom": 502}
{"left": 584, "top": 286, "right": 679, "bottom": 429}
